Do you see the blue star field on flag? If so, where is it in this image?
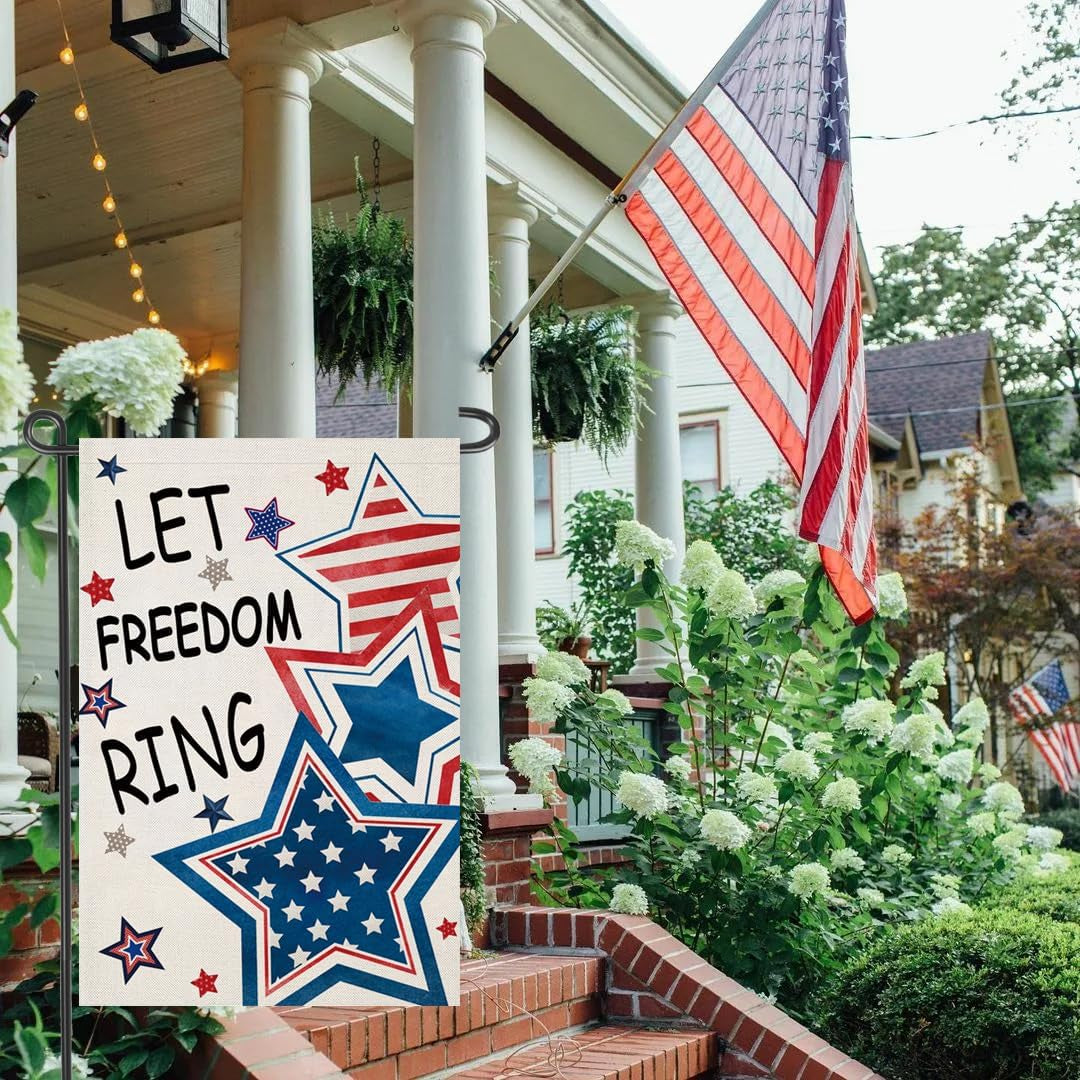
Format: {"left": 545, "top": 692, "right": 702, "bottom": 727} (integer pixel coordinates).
{"left": 154, "top": 717, "right": 458, "bottom": 1004}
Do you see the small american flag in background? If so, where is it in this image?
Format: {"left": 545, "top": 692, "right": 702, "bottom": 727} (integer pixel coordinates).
{"left": 622, "top": 0, "right": 877, "bottom": 622}
{"left": 1009, "top": 660, "right": 1080, "bottom": 792}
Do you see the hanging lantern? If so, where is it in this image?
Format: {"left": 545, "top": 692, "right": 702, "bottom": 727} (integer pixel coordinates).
{"left": 110, "top": 1, "right": 228, "bottom": 74}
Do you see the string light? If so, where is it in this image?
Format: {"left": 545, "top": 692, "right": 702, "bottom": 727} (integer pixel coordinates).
{"left": 55, "top": 0, "right": 163, "bottom": 328}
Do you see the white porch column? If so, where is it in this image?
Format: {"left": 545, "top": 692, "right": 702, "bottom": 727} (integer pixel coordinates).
{"left": 196, "top": 372, "right": 239, "bottom": 437}
{"left": 630, "top": 295, "right": 686, "bottom": 678}
{"left": 230, "top": 27, "right": 322, "bottom": 437}
{"left": 400, "top": 0, "right": 518, "bottom": 803}
{"left": 489, "top": 186, "right": 545, "bottom": 662}
{"left": 0, "top": 0, "right": 29, "bottom": 810}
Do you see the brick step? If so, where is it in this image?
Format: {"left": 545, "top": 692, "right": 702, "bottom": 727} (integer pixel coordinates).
{"left": 447, "top": 1023, "right": 719, "bottom": 1080}
{"left": 278, "top": 952, "right": 603, "bottom": 1076}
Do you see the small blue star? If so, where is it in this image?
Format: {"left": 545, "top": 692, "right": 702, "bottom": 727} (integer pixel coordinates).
{"left": 96, "top": 455, "right": 126, "bottom": 484}
{"left": 244, "top": 498, "right": 295, "bottom": 549}
{"left": 195, "top": 794, "right": 234, "bottom": 833}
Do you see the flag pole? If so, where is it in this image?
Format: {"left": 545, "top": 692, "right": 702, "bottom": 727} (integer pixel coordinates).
{"left": 477, "top": 0, "right": 777, "bottom": 372}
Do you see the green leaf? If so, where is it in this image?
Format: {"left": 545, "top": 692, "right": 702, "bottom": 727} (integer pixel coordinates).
{"left": 0, "top": 837, "right": 31, "bottom": 870}
{"left": 30, "top": 890, "right": 58, "bottom": 928}
{"left": 19, "top": 524, "right": 47, "bottom": 583}
{"left": 29, "top": 807, "right": 61, "bottom": 873}
{"left": 635, "top": 627, "right": 665, "bottom": 642}
{"left": 850, "top": 818, "right": 872, "bottom": 844}
{"left": 4, "top": 475, "right": 50, "bottom": 527}
{"left": 146, "top": 1044, "right": 175, "bottom": 1079}
{"left": 118, "top": 1048, "right": 149, "bottom": 1076}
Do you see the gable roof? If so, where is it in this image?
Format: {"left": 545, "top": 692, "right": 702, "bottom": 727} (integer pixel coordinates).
{"left": 865, "top": 332, "right": 992, "bottom": 455}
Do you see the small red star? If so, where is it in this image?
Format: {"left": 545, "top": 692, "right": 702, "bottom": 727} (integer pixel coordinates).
{"left": 435, "top": 918, "right": 458, "bottom": 940}
{"left": 81, "top": 571, "right": 114, "bottom": 607}
{"left": 315, "top": 460, "right": 349, "bottom": 495}
{"left": 191, "top": 969, "right": 218, "bottom": 997}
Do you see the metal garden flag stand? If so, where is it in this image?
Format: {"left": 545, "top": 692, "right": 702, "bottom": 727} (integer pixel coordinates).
{"left": 21, "top": 407, "right": 495, "bottom": 1080}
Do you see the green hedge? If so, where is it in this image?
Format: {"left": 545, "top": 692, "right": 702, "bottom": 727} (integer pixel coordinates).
{"left": 981, "top": 860, "right": 1080, "bottom": 924}
{"left": 1028, "top": 808, "right": 1080, "bottom": 852}
{"left": 814, "top": 908, "right": 1080, "bottom": 1080}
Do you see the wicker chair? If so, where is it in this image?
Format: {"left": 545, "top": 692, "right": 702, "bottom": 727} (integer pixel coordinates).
{"left": 18, "top": 711, "right": 59, "bottom": 793}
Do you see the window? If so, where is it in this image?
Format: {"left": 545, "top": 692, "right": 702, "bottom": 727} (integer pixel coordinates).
{"left": 534, "top": 449, "right": 555, "bottom": 555}
{"left": 679, "top": 419, "right": 721, "bottom": 497}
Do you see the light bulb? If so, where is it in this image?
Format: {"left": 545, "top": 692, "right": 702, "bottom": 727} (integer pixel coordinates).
{"left": 102, "top": 194, "right": 116, "bottom": 214}
{"left": 91, "top": 152, "right": 106, "bottom": 171}
{"left": 147, "top": 309, "right": 161, "bottom": 325}
{"left": 129, "top": 262, "right": 143, "bottom": 279}
{"left": 59, "top": 46, "right": 74, "bottom": 65}
{"left": 132, "top": 287, "right": 145, "bottom": 303}
{"left": 74, "top": 102, "right": 89, "bottom": 122}
{"left": 114, "top": 231, "right": 128, "bottom": 249}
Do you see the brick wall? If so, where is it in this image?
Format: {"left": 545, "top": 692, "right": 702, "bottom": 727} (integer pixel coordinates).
{"left": 0, "top": 862, "right": 70, "bottom": 991}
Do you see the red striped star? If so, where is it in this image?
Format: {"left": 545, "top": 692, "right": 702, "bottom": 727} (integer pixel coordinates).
{"left": 81, "top": 571, "right": 114, "bottom": 607}
{"left": 191, "top": 968, "right": 219, "bottom": 997}
{"left": 435, "top": 918, "right": 457, "bottom": 940}
{"left": 315, "top": 460, "right": 350, "bottom": 495}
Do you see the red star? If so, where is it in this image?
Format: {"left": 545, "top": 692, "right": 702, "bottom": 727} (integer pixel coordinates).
{"left": 191, "top": 968, "right": 218, "bottom": 997}
{"left": 81, "top": 571, "right": 114, "bottom": 607}
{"left": 435, "top": 918, "right": 457, "bottom": 940}
{"left": 315, "top": 460, "right": 349, "bottom": 495}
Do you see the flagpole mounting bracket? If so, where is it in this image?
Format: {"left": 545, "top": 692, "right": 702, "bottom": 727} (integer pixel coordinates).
{"left": 459, "top": 406, "right": 500, "bottom": 453}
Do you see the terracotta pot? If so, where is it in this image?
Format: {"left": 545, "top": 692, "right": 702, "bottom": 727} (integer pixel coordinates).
{"left": 558, "top": 635, "right": 591, "bottom": 660}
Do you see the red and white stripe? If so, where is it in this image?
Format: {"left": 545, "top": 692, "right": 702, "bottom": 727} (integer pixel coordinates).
{"left": 1011, "top": 691, "right": 1080, "bottom": 792}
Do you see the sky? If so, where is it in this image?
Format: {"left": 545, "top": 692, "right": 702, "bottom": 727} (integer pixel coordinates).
{"left": 604, "top": 0, "right": 1078, "bottom": 270}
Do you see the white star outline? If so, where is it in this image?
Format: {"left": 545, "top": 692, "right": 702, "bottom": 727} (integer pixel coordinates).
{"left": 184, "top": 745, "right": 458, "bottom": 1002}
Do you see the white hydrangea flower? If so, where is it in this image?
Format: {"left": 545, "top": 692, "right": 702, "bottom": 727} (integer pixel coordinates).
{"left": 596, "top": 688, "right": 633, "bottom": 716}
{"left": 841, "top": 698, "right": 896, "bottom": 744}
{"left": 0, "top": 308, "right": 34, "bottom": 433}
{"left": 699, "top": 808, "right": 751, "bottom": 851}
{"left": 664, "top": 754, "right": 693, "bottom": 782}
{"left": 678, "top": 847, "right": 702, "bottom": 869}
{"left": 788, "top": 862, "right": 830, "bottom": 899}
{"left": 753, "top": 716, "right": 794, "bottom": 750}
{"left": 735, "top": 770, "right": 778, "bottom": 805}
{"left": 705, "top": 567, "right": 758, "bottom": 620}
{"left": 983, "top": 781, "right": 1025, "bottom": 820}
{"left": 826, "top": 890, "right": 854, "bottom": 909}
{"left": 47, "top": 328, "right": 186, "bottom": 435}
{"left": 966, "top": 811, "right": 998, "bottom": 837}
{"left": 856, "top": 886, "right": 885, "bottom": 907}
{"left": 978, "top": 762, "right": 1002, "bottom": 782}
{"left": 681, "top": 539, "right": 724, "bottom": 593}
{"left": 821, "top": 775, "right": 862, "bottom": 812}
{"left": 888, "top": 713, "right": 939, "bottom": 762}
{"left": 609, "top": 883, "right": 649, "bottom": 915}
{"left": 939, "top": 791, "right": 962, "bottom": 814}
{"left": 930, "top": 872, "right": 962, "bottom": 899}
{"left": 875, "top": 572, "right": 908, "bottom": 619}
{"left": 522, "top": 677, "right": 576, "bottom": 725}
{"left": 922, "top": 702, "right": 955, "bottom": 748}
{"left": 992, "top": 825, "right": 1030, "bottom": 860}
{"left": 753, "top": 569, "right": 805, "bottom": 606}
{"left": 508, "top": 737, "right": 563, "bottom": 795}
{"left": 932, "top": 897, "right": 972, "bottom": 917}
{"left": 775, "top": 748, "right": 821, "bottom": 782}
{"left": 936, "top": 748, "right": 975, "bottom": 784}
{"left": 1026, "top": 826, "right": 1063, "bottom": 852}
{"left": 1033, "top": 852, "right": 1070, "bottom": 877}
{"left": 901, "top": 651, "right": 947, "bottom": 690}
{"left": 198, "top": 1006, "right": 243, "bottom": 1019}
{"left": 614, "top": 520, "right": 675, "bottom": 573}
{"left": 829, "top": 847, "right": 865, "bottom": 872}
{"left": 43, "top": 1053, "right": 95, "bottom": 1079}
{"left": 952, "top": 698, "right": 990, "bottom": 738}
{"left": 791, "top": 648, "right": 821, "bottom": 670}
{"left": 616, "top": 770, "right": 672, "bottom": 820}
{"left": 535, "top": 651, "right": 590, "bottom": 687}
{"left": 802, "top": 731, "right": 835, "bottom": 756}
{"left": 881, "top": 843, "right": 913, "bottom": 868}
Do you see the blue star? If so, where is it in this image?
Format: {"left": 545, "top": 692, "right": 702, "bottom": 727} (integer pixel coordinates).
{"left": 79, "top": 678, "right": 126, "bottom": 727}
{"left": 96, "top": 455, "right": 126, "bottom": 484}
{"left": 101, "top": 918, "right": 164, "bottom": 984}
{"left": 195, "top": 794, "right": 234, "bottom": 833}
{"left": 244, "top": 498, "right": 295, "bottom": 549}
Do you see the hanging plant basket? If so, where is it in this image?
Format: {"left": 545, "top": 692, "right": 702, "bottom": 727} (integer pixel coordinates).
{"left": 312, "top": 164, "right": 413, "bottom": 398}
{"left": 530, "top": 304, "right": 646, "bottom": 461}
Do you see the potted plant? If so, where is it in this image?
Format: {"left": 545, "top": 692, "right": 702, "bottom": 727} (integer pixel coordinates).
{"left": 312, "top": 166, "right": 413, "bottom": 399}
{"left": 536, "top": 600, "right": 592, "bottom": 659}
{"left": 530, "top": 304, "right": 647, "bottom": 462}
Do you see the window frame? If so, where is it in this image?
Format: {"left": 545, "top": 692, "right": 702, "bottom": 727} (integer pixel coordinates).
{"left": 533, "top": 447, "right": 556, "bottom": 557}
{"left": 678, "top": 414, "right": 724, "bottom": 496}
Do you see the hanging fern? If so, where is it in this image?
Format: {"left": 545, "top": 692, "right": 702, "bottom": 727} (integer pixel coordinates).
{"left": 312, "top": 165, "right": 413, "bottom": 397}
{"left": 530, "top": 304, "right": 647, "bottom": 462}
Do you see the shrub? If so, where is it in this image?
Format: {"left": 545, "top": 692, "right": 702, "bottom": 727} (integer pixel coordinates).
{"left": 814, "top": 909, "right": 1080, "bottom": 1080}
{"left": 1028, "top": 808, "right": 1080, "bottom": 852}
{"left": 982, "top": 857, "right": 1080, "bottom": 924}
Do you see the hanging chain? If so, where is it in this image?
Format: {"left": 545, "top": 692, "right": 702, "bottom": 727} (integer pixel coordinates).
{"left": 556, "top": 272, "right": 565, "bottom": 311}
{"left": 372, "top": 135, "right": 382, "bottom": 213}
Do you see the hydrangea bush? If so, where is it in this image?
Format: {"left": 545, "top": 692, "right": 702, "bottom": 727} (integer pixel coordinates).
{"left": 526, "top": 524, "right": 1066, "bottom": 1005}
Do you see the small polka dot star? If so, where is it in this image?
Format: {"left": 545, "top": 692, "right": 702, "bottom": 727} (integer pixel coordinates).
{"left": 191, "top": 969, "right": 218, "bottom": 997}
{"left": 315, "top": 460, "right": 349, "bottom": 495}
{"left": 81, "top": 570, "right": 114, "bottom": 606}
{"left": 244, "top": 497, "right": 295, "bottom": 549}
{"left": 104, "top": 823, "right": 135, "bottom": 857}
{"left": 198, "top": 554, "right": 232, "bottom": 591}
{"left": 436, "top": 918, "right": 457, "bottom": 940}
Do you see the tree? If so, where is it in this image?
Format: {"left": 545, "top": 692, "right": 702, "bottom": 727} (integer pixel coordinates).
{"left": 865, "top": 204, "right": 1080, "bottom": 492}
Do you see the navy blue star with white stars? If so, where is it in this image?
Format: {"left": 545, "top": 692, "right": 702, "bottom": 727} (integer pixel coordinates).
{"left": 96, "top": 455, "right": 126, "bottom": 484}
{"left": 244, "top": 498, "right": 295, "bottom": 549}
{"left": 817, "top": 0, "right": 850, "bottom": 162}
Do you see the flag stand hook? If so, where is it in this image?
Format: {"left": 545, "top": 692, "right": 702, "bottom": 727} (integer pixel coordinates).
{"left": 20, "top": 410, "right": 77, "bottom": 1080}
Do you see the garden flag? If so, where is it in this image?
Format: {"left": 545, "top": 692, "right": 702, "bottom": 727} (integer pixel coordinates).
{"left": 77, "top": 438, "right": 461, "bottom": 1006}
{"left": 620, "top": 0, "right": 878, "bottom": 622}
{"left": 1009, "top": 659, "right": 1080, "bottom": 792}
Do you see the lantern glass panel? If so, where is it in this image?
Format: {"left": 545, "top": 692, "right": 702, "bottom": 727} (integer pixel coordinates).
{"left": 113, "top": 0, "right": 226, "bottom": 72}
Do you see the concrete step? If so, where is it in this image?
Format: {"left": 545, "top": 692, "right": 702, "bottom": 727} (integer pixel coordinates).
{"left": 446, "top": 1023, "right": 719, "bottom": 1080}
{"left": 277, "top": 952, "right": 604, "bottom": 1076}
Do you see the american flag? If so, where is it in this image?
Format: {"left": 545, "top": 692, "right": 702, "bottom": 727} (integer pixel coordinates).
{"left": 623, "top": 0, "right": 877, "bottom": 622}
{"left": 1009, "top": 660, "right": 1080, "bottom": 793}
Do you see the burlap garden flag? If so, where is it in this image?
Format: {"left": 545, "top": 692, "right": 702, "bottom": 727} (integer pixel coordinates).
{"left": 77, "top": 439, "right": 461, "bottom": 1006}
